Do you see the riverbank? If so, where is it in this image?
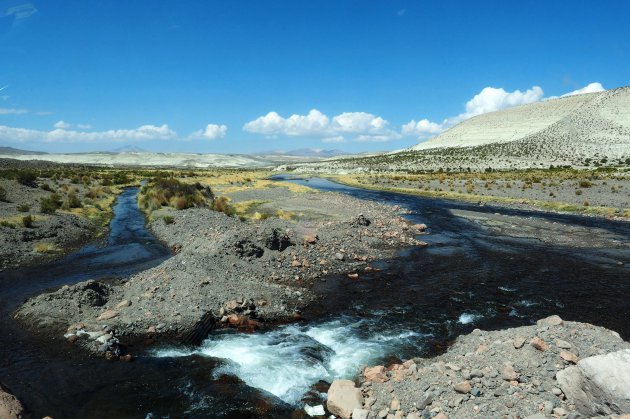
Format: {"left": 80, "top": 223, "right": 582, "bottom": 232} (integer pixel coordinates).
{"left": 326, "top": 315, "right": 630, "bottom": 419}
{"left": 305, "top": 169, "right": 630, "bottom": 220}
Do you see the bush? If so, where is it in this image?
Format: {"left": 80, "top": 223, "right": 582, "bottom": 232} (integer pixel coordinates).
{"left": 0, "top": 186, "right": 7, "bottom": 202}
{"left": 17, "top": 204, "right": 31, "bottom": 212}
{"left": 61, "top": 192, "right": 82, "bottom": 210}
{"left": 17, "top": 171, "right": 37, "bottom": 187}
{"left": 575, "top": 189, "right": 583, "bottom": 196}
{"left": 40, "top": 183, "right": 53, "bottom": 192}
{"left": 22, "top": 215, "right": 34, "bottom": 228}
{"left": 578, "top": 180, "right": 592, "bottom": 188}
{"left": 0, "top": 220, "right": 16, "bottom": 228}
{"left": 212, "top": 196, "right": 235, "bottom": 216}
{"left": 163, "top": 215, "right": 175, "bottom": 225}
{"left": 40, "top": 193, "right": 62, "bottom": 214}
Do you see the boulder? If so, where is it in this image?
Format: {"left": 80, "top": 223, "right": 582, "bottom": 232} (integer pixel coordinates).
{"left": 0, "top": 385, "right": 25, "bottom": 419}
{"left": 530, "top": 336, "right": 548, "bottom": 351}
{"left": 556, "top": 349, "right": 630, "bottom": 416}
{"left": 97, "top": 309, "right": 119, "bottom": 320}
{"left": 537, "top": 315, "right": 563, "bottom": 327}
{"left": 327, "top": 380, "right": 363, "bottom": 419}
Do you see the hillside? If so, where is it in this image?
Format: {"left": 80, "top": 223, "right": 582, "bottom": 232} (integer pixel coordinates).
{"left": 286, "top": 87, "right": 630, "bottom": 173}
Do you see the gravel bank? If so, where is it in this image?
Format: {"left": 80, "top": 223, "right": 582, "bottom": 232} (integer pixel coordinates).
{"left": 15, "top": 191, "right": 427, "bottom": 358}
{"left": 328, "top": 315, "right": 630, "bottom": 419}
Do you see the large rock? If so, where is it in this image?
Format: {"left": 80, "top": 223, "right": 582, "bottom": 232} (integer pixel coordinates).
{"left": 327, "top": 379, "right": 363, "bottom": 419}
{"left": 0, "top": 385, "right": 25, "bottom": 419}
{"left": 556, "top": 349, "right": 630, "bottom": 415}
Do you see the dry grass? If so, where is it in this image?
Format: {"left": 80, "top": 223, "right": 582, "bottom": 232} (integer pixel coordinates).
{"left": 34, "top": 242, "right": 58, "bottom": 253}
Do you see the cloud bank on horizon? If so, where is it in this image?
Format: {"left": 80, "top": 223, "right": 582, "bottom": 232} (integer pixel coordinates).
{"left": 0, "top": 82, "right": 605, "bottom": 149}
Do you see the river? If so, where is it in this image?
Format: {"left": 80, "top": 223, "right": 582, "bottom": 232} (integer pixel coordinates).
{"left": 1, "top": 180, "right": 629, "bottom": 418}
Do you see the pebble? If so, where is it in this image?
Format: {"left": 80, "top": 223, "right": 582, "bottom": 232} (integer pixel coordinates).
{"left": 453, "top": 381, "right": 472, "bottom": 394}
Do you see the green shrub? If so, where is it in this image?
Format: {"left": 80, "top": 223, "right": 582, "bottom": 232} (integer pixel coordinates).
{"left": 22, "top": 215, "right": 34, "bottom": 228}
{"left": 163, "top": 215, "right": 175, "bottom": 225}
{"left": 17, "top": 204, "right": 31, "bottom": 212}
{"left": 61, "top": 192, "right": 82, "bottom": 210}
{"left": 40, "top": 183, "right": 53, "bottom": 192}
{"left": 0, "top": 186, "right": 7, "bottom": 202}
{"left": 575, "top": 189, "right": 583, "bottom": 196}
{"left": 578, "top": 180, "right": 592, "bottom": 188}
{"left": 17, "top": 171, "right": 37, "bottom": 187}
{"left": 40, "top": 193, "right": 62, "bottom": 214}
{"left": 0, "top": 220, "right": 16, "bottom": 228}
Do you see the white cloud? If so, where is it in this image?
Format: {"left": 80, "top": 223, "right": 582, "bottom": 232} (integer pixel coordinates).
{"left": 0, "top": 108, "right": 28, "bottom": 115}
{"left": 77, "top": 123, "right": 92, "bottom": 130}
{"left": 402, "top": 82, "right": 604, "bottom": 140}
{"left": 561, "top": 82, "right": 605, "bottom": 97}
{"left": 190, "top": 123, "right": 228, "bottom": 140}
{"left": 0, "top": 124, "right": 177, "bottom": 144}
{"left": 54, "top": 120, "right": 71, "bottom": 129}
{"left": 243, "top": 109, "right": 400, "bottom": 142}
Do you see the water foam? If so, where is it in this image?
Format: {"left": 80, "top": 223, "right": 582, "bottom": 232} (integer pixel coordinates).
{"left": 154, "top": 316, "right": 427, "bottom": 404}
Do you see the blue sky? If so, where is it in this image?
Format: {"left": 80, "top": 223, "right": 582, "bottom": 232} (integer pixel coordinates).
{"left": 0, "top": 0, "right": 629, "bottom": 153}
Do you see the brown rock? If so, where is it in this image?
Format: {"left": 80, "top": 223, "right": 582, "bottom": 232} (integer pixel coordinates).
{"left": 559, "top": 351, "right": 579, "bottom": 364}
{"left": 390, "top": 396, "right": 400, "bottom": 411}
{"left": 364, "top": 365, "right": 388, "bottom": 383}
{"left": 304, "top": 234, "right": 318, "bottom": 244}
{"left": 476, "top": 343, "right": 488, "bottom": 353}
{"left": 67, "top": 334, "right": 78, "bottom": 344}
{"left": 327, "top": 380, "right": 364, "bottom": 419}
{"left": 347, "top": 273, "right": 359, "bottom": 280}
{"left": 434, "top": 414, "right": 448, "bottom": 419}
{"left": 97, "top": 309, "right": 119, "bottom": 321}
{"left": 454, "top": 381, "right": 472, "bottom": 394}
{"left": 530, "top": 336, "right": 548, "bottom": 351}
{"left": 147, "top": 326, "right": 157, "bottom": 333}
{"left": 120, "top": 354, "right": 134, "bottom": 362}
{"left": 291, "top": 260, "right": 301, "bottom": 267}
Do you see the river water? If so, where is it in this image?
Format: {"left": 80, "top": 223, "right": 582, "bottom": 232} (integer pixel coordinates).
{"left": 1, "top": 180, "right": 629, "bottom": 418}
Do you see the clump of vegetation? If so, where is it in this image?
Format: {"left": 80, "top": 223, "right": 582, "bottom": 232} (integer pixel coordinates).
{"left": 22, "top": 215, "right": 34, "bottom": 228}
{"left": 579, "top": 180, "right": 592, "bottom": 188}
{"left": 34, "top": 242, "right": 58, "bottom": 253}
{"left": 575, "top": 189, "right": 583, "bottom": 195}
{"left": 17, "top": 204, "right": 31, "bottom": 212}
{"left": 0, "top": 185, "right": 7, "bottom": 202}
{"left": 163, "top": 215, "right": 175, "bottom": 225}
{"left": 0, "top": 220, "right": 16, "bottom": 228}
{"left": 17, "top": 170, "right": 38, "bottom": 187}
{"left": 40, "top": 193, "right": 63, "bottom": 214}
{"left": 211, "top": 196, "right": 235, "bottom": 216}
{"left": 61, "top": 192, "right": 83, "bottom": 210}
{"left": 139, "top": 177, "right": 214, "bottom": 211}
{"left": 40, "top": 183, "right": 53, "bottom": 192}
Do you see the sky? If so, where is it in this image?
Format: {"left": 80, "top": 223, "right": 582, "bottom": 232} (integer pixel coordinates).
{"left": 0, "top": 0, "right": 629, "bottom": 154}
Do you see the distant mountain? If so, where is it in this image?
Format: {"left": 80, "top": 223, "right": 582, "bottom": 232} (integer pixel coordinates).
{"left": 256, "top": 148, "right": 349, "bottom": 157}
{"left": 0, "top": 146, "right": 48, "bottom": 155}
{"left": 110, "top": 145, "right": 148, "bottom": 153}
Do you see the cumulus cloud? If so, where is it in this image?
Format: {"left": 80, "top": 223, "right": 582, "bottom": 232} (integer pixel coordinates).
{"left": 243, "top": 109, "right": 400, "bottom": 142}
{"left": 0, "top": 124, "right": 177, "bottom": 144}
{"left": 77, "top": 124, "right": 92, "bottom": 129}
{"left": 53, "top": 120, "right": 71, "bottom": 129}
{"left": 402, "top": 82, "right": 604, "bottom": 140}
{"left": 561, "top": 82, "right": 605, "bottom": 97}
{"left": 0, "top": 108, "right": 28, "bottom": 115}
{"left": 190, "top": 123, "right": 228, "bottom": 140}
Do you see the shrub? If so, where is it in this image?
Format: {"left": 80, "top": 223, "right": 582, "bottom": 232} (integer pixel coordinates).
{"left": 578, "top": 180, "right": 592, "bottom": 188}
{"left": 163, "top": 215, "right": 175, "bottom": 225}
{"left": 212, "top": 196, "right": 235, "bottom": 216}
{"left": 0, "top": 220, "right": 16, "bottom": 228}
{"left": 22, "top": 215, "right": 34, "bottom": 228}
{"left": 40, "top": 193, "right": 62, "bottom": 214}
{"left": 17, "top": 171, "right": 37, "bottom": 187}
{"left": 0, "top": 186, "right": 7, "bottom": 202}
{"left": 17, "top": 204, "right": 31, "bottom": 212}
{"left": 40, "top": 183, "right": 53, "bottom": 192}
{"left": 575, "top": 189, "right": 583, "bottom": 196}
{"left": 61, "top": 192, "right": 82, "bottom": 210}
{"left": 583, "top": 200, "right": 590, "bottom": 207}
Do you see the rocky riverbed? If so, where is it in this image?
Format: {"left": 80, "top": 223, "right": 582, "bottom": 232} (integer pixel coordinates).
{"left": 15, "top": 191, "right": 428, "bottom": 359}
{"left": 326, "top": 315, "right": 630, "bottom": 419}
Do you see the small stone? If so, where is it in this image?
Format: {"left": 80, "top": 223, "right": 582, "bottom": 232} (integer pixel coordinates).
{"left": 454, "top": 381, "right": 472, "bottom": 394}
{"left": 390, "top": 396, "right": 400, "bottom": 411}
{"left": 434, "top": 413, "right": 448, "bottom": 419}
{"left": 551, "top": 387, "right": 563, "bottom": 396}
{"left": 445, "top": 363, "right": 461, "bottom": 371}
{"left": 501, "top": 365, "right": 518, "bottom": 381}
{"left": 378, "top": 408, "right": 389, "bottom": 418}
{"left": 471, "top": 387, "right": 482, "bottom": 397}
{"left": 513, "top": 336, "right": 526, "bottom": 349}
{"left": 559, "top": 351, "right": 579, "bottom": 363}
{"left": 116, "top": 300, "right": 132, "bottom": 308}
{"left": 537, "top": 315, "right": 563, "bottom": 327}
{"left": 555, "top": 339, "right": 572, "bottom": 349}
{"left": 553, "top": 407, "right": 567, "bottom": 416}
{"left": 97, "top": 309, "right": 119, "bottom": 320}
{"left": 364, "top": 366, "right": 388, "bottom": 383}
{"left": 542, "top": 400, "right": 554, "bottom": 414}
{"left": 147, "top": 326, "right": 157, "bottom": 333}
{"left": 334, "top": 252, "right": 345, "bottom": 261}
{"left": 470, "top": 369, "right": 484, "bottom": 378}
{"left": 347, "top": 273, "right": 359, "bottom": 280}
{"left": 67, "top": 334, "right": 78, "bottom": 344}
{"left": 530, "top": 337, "right": 548, "bottom": 351}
